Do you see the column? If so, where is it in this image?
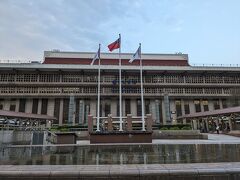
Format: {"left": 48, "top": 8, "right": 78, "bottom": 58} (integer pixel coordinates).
{"left": 79, "top": 100, "right": 85, "bottom": 125}
{"left": 200, "top": 100, "right": 204, "bottom": 113}
{"left": 163, "top": 93, "right": 171, "bottom": 124}
{"left": 162, "top": 100, "right": 166, "bottom": 125}
{"left": 90, "top": 99, "right": 96, "bottom": 117}
{"left": 205, "top": 119, "right": 209, "bottom": 132}
{"left": 181, "top": 99, "right": 185, "bottom": 116}
{"left": 101, "top": 100, "right": 105, "bottom": 117}
{"left": 111, "top": 99, "right": 117, "bottom": 117}
{"left": 192, "top": 119, "right": 198, "bottom": 130}
{"left": 208, "top": 100, "right": 214, "bottom": 111}
{"left": 150, "top": 100, "right": 156, "bottom": 122}
{"left": 130, "top": 99, "right": 137, "bottom": 116}
{"left": 15, "top": 99, "right": 20, "bottom": 112}
{"left": 59, "top": 99, "right": 64, "bottom": 126}
{"left": 3, "top": 99, "right": 10, "bottom": 111}
{"left": 37, "top": 99, "right": 42, "bottom": 114}
{"left": 47, "top": 98, "right": 55, "bottom": 116}
{"left": 189, "top": 100, "right": 195, "bottom": 114}
{"left": 183, "top": 118, "right": 187, "bottom": 125}
{"left": 25, "top": 99, "right": 33, "bottom": 113}
{"left": 68, "top": 96, "right": 75, "bottom": 125}
{"left": 219, "top": 99, "right": 223, "bottom": 109}
{"left": 169, "top": 100, "right": 176, "bottom": 125}
{"left": 122, "top": 99, "right": 126, "bottom": 117}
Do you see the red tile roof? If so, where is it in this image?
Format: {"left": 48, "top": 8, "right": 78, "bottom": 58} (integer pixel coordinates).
{"left": 43, "top": 58, "right": 190, "bottom": 66}
{"left": 178, "top": 106, "right": 240, "bottom": 119}
{"left": 0, "top": 110, "right": 56, "bottom": 120}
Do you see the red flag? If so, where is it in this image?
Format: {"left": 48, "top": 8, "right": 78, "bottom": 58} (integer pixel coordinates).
{"left": 107, "top": 38, "right": 120, "bottom": 51}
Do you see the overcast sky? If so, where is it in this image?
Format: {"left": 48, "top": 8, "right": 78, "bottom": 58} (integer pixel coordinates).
{"left": 0, "top": 0, "right": 240, "bottom": 65}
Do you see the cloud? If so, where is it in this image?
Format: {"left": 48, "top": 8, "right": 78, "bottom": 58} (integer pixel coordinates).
{"left": 1, "top": 0, "right": 239, "bottom": 64}
{"left": 0, "top": 0, "right": 147, "bottom": 60}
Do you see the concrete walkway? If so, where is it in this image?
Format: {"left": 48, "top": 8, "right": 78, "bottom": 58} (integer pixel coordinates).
{"left": 0, "top": 162, "right": 240, "bottom": 179}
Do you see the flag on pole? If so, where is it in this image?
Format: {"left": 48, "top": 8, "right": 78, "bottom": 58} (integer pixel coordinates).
{"left": 129, "top": 45, "right": 141, "bottom": 63}
{"left": 108, "top": 38, "right": 120, "bottom": 51}
{"left": 91, "top": 46, "right": 100, "bottom": 65}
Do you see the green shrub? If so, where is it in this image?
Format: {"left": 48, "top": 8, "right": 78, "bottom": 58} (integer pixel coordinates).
{"left": 181, "top": 126, "right": 191, "bottom": 130}
{"left": 169, "top": 127, "right": 180, "bottom": 130}
{"left": 60, "top": 128, "right": 69, "bottom": 132}
{"left": 160, "top": 127, "right": 169, "bottom": 130}
{"left": 50, "top": 128, "right": 58, "bottom": 132}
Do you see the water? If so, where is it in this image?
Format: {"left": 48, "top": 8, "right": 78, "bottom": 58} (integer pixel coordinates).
{"left": 0, "top": 144, "right": 239, "bottom": 165}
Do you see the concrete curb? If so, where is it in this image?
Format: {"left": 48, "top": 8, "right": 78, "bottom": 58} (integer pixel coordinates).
{"left": 0, "top": 163, "right": 240, "bottom": 179}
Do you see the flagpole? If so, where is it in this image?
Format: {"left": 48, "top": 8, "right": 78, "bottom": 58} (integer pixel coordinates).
{"left": 139, "top": 43, "right": 145, "bottom": 131}
{"left": 96, "top": 44, "right": 101, "bottom": 132}
{"left": 119, "top": 34, "right": 123, "bottom": 131}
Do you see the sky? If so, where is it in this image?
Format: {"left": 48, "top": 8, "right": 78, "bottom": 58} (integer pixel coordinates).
{"left": 0, "top": 0, "right": 240, "bottom": 65}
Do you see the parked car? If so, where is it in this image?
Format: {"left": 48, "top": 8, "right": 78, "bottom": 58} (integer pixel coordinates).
{"left": 0, "top": 118, "right": 5, "bottom": 124}
{"left": 6, "top": 119, "right": 17, "bottom": 125}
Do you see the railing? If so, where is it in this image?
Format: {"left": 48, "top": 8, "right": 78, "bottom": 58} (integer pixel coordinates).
{"left": 0, "top": 60, "right": 32, "bottom": 63}
{"left": 191, "top": 63, "right": 240, "bottom": 67}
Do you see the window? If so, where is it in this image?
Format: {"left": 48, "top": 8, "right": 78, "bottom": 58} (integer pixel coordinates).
{"left": 19, "top": 99, "right": 26, "bottom": 112}
{"left": 184, "top": 102, "right": 190, "bottom": 115}
{"left": 10, "top": 104, "right": 16, "bottom": 111}
{"left": 222, "top": 99, "right": 227, "bottom": 108}
{"left": 84, "top": 101, "right": 90, "bottom": 123}
{"left": 145, "top": 99, "right": 150, "bottom": 115}
{"left": 213, "top": 99, "right": 220, "bottom": 110}
{"left": 63, "top": 99, "right": 69, "bottom": 123}
{"left": 54, "top": 99, "right": 60, "bottom": 122}
{"left": 125, "top": 99, "right": 131, "bottom": 115}
{"left": 105, "top": 101, "right": 111, "bottom": 116}
{"left": 202, "top": 100, "right": 209, "bottom": 111}
{"left": 0, "top": 104, "right": 3, "bottom": 110}
{"left": 41, "top": 99, "right": 48, "bottom": 115}
{"left": 175, "top": 100, "right": 182, "bottom": 117}
{"left": 32, "top": 99, "right": 38, "bottom": 114}
{"left": 194, "top": 100, "right": 201, "bottom": 112}
{"left": 137, "top": 99, "right": 141, "bottom": 116}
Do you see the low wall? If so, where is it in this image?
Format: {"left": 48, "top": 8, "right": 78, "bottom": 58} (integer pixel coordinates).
{"left": 152, "top": 130, "right": 208, "bottom": 139}
{"left": 0, "top": 130, "right": 32, "bottom": 144}
{"left": 227, "top": 130, "right": 240, "bottom": 137}
{"left": 0, "top": 130, "right": 45, "bottom": 145}
{"left": 75, "top": 130, "right": 208, "bottom": 141}
{"left": 89, "top": 131, "right": 152, "bottom": 144}
{"left": 0, "top": 163, "right": 239, "bottom": 180}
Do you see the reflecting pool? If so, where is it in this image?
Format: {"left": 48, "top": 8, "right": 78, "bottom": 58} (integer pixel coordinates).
{"left": 0, "top": 144, "right": 239, "bottom": 165}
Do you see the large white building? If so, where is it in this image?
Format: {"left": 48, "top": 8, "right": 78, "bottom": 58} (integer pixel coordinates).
{"left": 0, "top": 51, "right": 240, "bottom": 126}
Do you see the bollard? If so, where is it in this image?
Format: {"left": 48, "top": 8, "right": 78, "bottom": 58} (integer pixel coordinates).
{"left": 146, "top": 114, "right": 153, "bottom": 132}
{"left": 127, "top": 114, "right": 132, "bottom": 131}
{"left": 88, "top": 115, "right": 93, "bottom": 133}
{"left": 107, "top": 114, "right": 113, "bottom": 131}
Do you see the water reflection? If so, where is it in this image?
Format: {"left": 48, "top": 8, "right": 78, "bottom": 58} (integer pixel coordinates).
{"left": 0, "top": 144, "right": 239, "bottom": 165}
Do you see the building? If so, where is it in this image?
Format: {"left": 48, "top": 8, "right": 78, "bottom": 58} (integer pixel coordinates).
{"left": 0, "top": 51, "right": 240, "bottom": 127}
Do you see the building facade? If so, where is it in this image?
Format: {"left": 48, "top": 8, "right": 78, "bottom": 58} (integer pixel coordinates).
{"left": 0, "top": 51, "right": 240, "bottom": 126}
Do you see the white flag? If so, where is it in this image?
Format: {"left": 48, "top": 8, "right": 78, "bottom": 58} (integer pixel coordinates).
{"left": 129, "top": 45, "right": 141, "bottom": 63}
{"left": 91, "top": 47, "right": 100, "bottom": 65}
